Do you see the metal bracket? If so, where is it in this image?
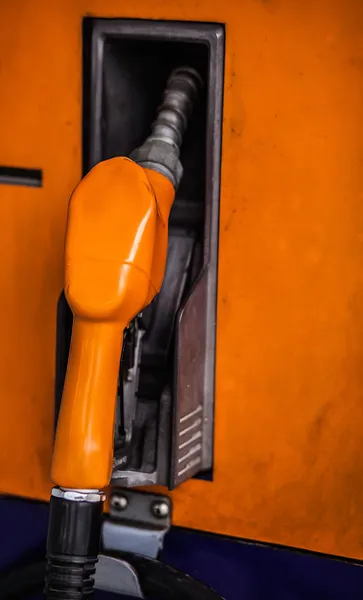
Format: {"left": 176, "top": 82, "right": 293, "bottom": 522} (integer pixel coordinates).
{"left": 102, "top": 489, "right": 171, "bottom": 559}
{"left": 95, "top": 555, "right": 143, "bottom": 598}
{"left": 99, "top": 489, "right": 171, "bottom": 598}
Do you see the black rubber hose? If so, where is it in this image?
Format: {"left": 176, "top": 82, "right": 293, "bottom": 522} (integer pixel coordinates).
{"left": 109, "top": 551, "right": 224, "bottom": 600}
{"left": 0, "top": 553, "right": 224, "bottom": 600}
{"left": 45, "top": 493, "right": 104, "bottom": 600}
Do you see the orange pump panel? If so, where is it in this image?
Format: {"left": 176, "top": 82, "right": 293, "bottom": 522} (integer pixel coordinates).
{"left": 0, "top": 0, "right": 363, "bottom": 560}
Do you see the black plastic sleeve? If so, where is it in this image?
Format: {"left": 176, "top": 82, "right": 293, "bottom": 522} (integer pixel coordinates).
{"left": 45, "top": 494, "right": 104, "bottom": 600}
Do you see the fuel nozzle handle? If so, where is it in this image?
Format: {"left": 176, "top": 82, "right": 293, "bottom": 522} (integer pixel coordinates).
{"left": 45, "top": 67, "right": 201, "bottom": 600}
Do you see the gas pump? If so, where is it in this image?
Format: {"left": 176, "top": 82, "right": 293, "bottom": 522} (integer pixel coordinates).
{"left": 0, "top": 1, "right": 363, "bottom": 599}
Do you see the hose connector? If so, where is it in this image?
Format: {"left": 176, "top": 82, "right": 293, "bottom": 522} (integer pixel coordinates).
{"left": 45, "top": 487, "right": 105, "bottom": 600}
{"left": 130, "top": 67, "right": 202, "bottom": 189}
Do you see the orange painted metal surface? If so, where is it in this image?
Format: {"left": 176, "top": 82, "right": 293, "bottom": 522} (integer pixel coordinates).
{"left": 52, "top": 158, "right": 175, "bottom": 489}
{"left": 0, "top": 0, "right": 363, "bottom": 560}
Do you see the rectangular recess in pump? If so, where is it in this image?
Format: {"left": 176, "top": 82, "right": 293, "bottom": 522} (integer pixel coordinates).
{"left": 80, "top": 19, "right": 224, "bottom": 488}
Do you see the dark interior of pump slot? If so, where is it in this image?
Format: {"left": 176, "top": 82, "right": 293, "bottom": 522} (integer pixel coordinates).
{"left": 56, "top": 32, "right": 209, "bottom": 476}
{"left": 100, "top": 38, "right": 207, "bottom": 204}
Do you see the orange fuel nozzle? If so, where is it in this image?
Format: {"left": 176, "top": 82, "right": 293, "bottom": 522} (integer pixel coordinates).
{"left": 51, "top": 159, "right": 175, "bottom": 490}
{"left": 51, "top": 67, "right": 202, "bottom": 492}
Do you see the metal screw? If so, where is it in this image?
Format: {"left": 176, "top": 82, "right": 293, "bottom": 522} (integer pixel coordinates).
{"left": 151, "top": 500, "right": 170, "bottom": 519}
{"left": 111, "top": 494, "right": 128, "bottom": 511}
